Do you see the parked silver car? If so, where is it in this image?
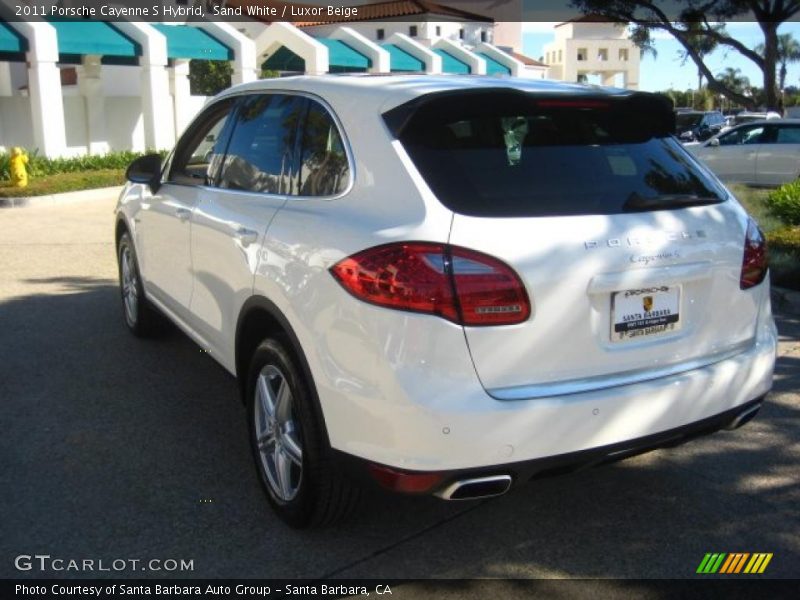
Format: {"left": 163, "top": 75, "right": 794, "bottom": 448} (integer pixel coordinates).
{"left": 687, "top": 118, "right": 800, "bottom": 186}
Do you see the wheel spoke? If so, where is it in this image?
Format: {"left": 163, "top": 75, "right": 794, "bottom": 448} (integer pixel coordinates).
{"left": 257, "top": 375, "right": 275, "bottom": 420}
{"left": 257, "top": 430, "right": 275, "bottom": 450}
{"left": 275, "top": 445, "right": 292, "bottom": 499}
{"left": 274, "top": 378, "right": 291, "bottom": 423}
{"left": 282, "top": 430, "right": 303, "bottom": 466}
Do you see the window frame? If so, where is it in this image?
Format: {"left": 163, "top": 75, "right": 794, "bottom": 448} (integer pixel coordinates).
{"left": 195, "top": 90, "right": 355, "bottom": 201}
{"left": 165, "top": 98, "right": 237, "bottom": 188}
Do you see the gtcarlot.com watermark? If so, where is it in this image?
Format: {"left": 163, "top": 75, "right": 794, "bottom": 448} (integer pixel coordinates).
{"left": 14, "top": 554, "right": 194, "bottom": 573}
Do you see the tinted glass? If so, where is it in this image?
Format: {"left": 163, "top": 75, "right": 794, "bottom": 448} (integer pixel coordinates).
{"left": 297, "top": 101, "right": 350, "bottom": 196}
{"left": 719, "top": 125, "right": 765, "bottom": 146}
{"left": 395, "top": 95, "right": 725, "bottom": 217}
{"left": 676, "top": 113, "right": 702, "bottom": 130}
{"left": 218, "top": 94, "right": 303, "bottom": 194}
{"left": 775, "top": 125, "right": 800, "bottom": 144}
{"left": 169, "top": 101, "right": 233, "bottom": 185}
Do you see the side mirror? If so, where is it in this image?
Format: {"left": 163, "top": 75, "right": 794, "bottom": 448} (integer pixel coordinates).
{"left": 126, "top": 153, "right": 162, "bottom": 193}
{"left": 708, "top": 137, "right": 720, "bottom": 147}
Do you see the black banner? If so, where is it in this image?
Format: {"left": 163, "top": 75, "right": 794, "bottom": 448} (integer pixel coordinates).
{"left": 4, "top": 579, "right": 800, "bottom": 600}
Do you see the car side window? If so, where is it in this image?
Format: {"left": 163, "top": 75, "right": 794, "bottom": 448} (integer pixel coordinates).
{"left": 296, "top": 100, "right": 350, "bottom": 197}
{"left": 775, "top": 126, "right": 800, "bottom": 144}
{"left": 168, "top": 100, "right": 234, "bottom": 186}
{"left": 218, "top": 94, "right": 304, "bottom": 195}
{"left": 718, "top": 125, "right": 765, "bottom": 146}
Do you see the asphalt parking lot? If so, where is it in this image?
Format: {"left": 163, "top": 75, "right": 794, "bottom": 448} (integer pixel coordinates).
{"left": 1, "top": 194, "right": 798, "bottom": 582}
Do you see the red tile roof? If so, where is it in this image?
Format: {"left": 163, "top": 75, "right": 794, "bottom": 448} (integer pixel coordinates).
{"left": 508, "top": 50, "right": 546, "bottom": 68}
{"left": 228, "top": 0, "right": 494, "bottom": 25}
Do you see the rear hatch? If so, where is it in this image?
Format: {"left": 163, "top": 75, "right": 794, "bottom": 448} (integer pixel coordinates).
{"left": 389, "top": 88, "right": 761, "bottom": 397}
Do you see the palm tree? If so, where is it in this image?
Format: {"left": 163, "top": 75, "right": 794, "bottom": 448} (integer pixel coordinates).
{"left": 716, "top": 67, "right": 750, "bottom": 96}
{"left": 756, "top": 33, "right": 800, "bottom": 92}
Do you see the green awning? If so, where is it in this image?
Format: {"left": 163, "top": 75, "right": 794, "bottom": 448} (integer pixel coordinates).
{"left": 476, "top": 52, "right": 511, "bottom": 76}
{"left": 49, "top": 20, "right": 140, "bottom": 63}
{"left": 434, "top": 49, "right": 470, "bottom": 74}
{"left": 0, "top": 22, "right": 26, "bottom": 54}
{"left": 317, "top": 39, "right": 370, "bottom": 71}
{"left": 382, "top": 43, "right": 424, "bottom": 72}
{"left": 262, "top": 46, "right": 305, "bottom": 72}
{"left": 152, "top": 24, "right": 233, "bottom": 61}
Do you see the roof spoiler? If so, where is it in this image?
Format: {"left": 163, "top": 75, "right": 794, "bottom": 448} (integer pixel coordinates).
{"left": 383, "top": 88, "right": 676, "bottom": 139}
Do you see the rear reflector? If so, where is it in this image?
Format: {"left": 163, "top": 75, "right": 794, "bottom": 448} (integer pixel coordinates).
{"left": 740, "top": 218, "right": 768, "bottom": 290}
{"left": 330, "top": 242, "right": 531, "bottom": 326}
{"left": 367, "top": 463, "right": 445, "bottom": 494}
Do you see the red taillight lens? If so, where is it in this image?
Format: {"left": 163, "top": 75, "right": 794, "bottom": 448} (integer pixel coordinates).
{"left": 330, "top": 242, "right": 530, "bottom": 326}
{"left": 740, "top": 218, "right": 768, "bottom": 290}
{"left": 367, "top": 463, "right": 445, "bottom": 494}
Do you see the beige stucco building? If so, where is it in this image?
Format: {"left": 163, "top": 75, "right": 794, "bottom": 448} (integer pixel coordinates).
{"left": 543, "top": 17, "right": 640, "bottom": 89}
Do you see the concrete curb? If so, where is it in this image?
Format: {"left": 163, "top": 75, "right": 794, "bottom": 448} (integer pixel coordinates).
{"left": 0, "top": 185, "right": 123, "bottom": 209}
{"left": 772, "top": 286, "right": 800, "bottom": 316}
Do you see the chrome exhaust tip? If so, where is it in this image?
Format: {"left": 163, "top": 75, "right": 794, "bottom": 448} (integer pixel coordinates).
{"left": 725, "top": 402, "right": 763, "bottom": 430}
{"left": 436, "top": 475, "right": 513, "bottom": 500}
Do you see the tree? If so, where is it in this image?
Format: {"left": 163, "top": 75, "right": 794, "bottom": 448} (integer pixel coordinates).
{"left": 679, "top": 21, "right": 720, "bottom": 90}
{"left": 188, "top": 60, "right": 232, "bottom": 96}
{"left": 717, "top": 67, "right": 750, "bottom": 95}
{"left": 571, "top": 0, "right": 800, "bottom": 110}
{"left": 756, "top": 33, "right": 800, "bottom": 92}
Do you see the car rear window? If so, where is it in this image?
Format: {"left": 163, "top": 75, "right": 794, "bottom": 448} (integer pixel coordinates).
{"left": 388, "top": 91, "right": 726, "bottom": 217}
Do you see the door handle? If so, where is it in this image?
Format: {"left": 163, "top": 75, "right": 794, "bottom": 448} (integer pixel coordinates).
{"left": 175, "top": 207, "right": 191, "bottom": 222}
{"left": 234, "top": 227, "right": 259, "bottom": 247}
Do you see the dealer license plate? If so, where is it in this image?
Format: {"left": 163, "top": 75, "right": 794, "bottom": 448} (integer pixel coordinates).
{"left": 611, "top": 285, "right": 681, "bottom": 342}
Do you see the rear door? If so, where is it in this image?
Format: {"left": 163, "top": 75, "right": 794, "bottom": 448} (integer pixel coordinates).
{"left": 755, "top": 123, "right": 800, "bottom": 185}
{"left": 393, "top": 91, "right": 760, "bottom": 396}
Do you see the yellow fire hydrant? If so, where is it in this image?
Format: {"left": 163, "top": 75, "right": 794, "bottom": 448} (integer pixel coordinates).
{"left": 9, "top": 146, "right": 29, "bottom": 188}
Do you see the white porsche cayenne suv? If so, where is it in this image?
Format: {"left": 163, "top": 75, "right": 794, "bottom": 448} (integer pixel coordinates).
{"left": 116, "top": 75, "right": 777, "bottom": 528}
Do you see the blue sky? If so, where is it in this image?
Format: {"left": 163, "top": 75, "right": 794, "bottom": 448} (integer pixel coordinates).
{"left": 522, "top": 22, "right": 800, "bottom": 92}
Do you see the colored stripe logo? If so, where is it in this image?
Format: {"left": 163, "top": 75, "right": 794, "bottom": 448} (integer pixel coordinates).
{"left": 697, "top": 553, "right": 773, "bottom": 574}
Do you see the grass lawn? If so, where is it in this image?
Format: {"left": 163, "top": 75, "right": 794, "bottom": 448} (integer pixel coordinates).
{"left": 0, "top": 169, "right": 125, "bottom": 198}
{"left": 730, "top": 184, "right": 799, "bottom": 290}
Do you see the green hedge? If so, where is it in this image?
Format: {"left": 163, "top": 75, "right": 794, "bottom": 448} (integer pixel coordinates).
{"left": 0, "top": 149, "right": 167, "bottom": 180}
{"left": 767, "top": 226, "right": 800, "bottom": 254}
{"left": 765, "top": 181, "right": 800, "bottom": 226}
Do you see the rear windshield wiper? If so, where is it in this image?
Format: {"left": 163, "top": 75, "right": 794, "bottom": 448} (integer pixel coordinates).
{"left": 623, "top": 192, "right": 722, "bottom": 212}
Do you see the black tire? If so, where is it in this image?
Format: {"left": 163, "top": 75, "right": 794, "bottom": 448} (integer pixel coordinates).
{"left": 246, "top": 337, "right": 360, "bottom": 528}
{"left": 117, "top": 232, "right": 164, "bottom": 337}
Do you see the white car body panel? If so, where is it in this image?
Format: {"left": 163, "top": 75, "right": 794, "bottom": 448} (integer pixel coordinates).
{"left": 116, "top": 75, "right": 778, "bottom": 475}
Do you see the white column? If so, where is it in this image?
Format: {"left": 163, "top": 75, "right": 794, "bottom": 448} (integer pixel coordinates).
{"left": 7, "top": 21, "right": 66, "bottom": 157}
{"left": 387, "top": 33, "right": 441, "bottom": 74}
{"left": 192, "top": 22, "right": 257, "bottom": 84}
{"left": 77, "top": 55, "right": 109, "bottom": 154}
{"left": 170, "top": 59, "right": 192, "bottom": 138}
{"left": 330, "top": 27, "right": 390, "bottom": 74}
{"left": 0, "top": 63, "right": 12, "bottom": 96}
{"left": 113, "top": 22, "right": 174, "bottom": 151}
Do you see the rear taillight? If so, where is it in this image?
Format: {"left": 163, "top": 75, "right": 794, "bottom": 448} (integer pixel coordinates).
{"left": 330, "top": 242, "right": 530, "bottom": 326}
{"left": 740, "top": 218, "right": 768, "bottom": 290}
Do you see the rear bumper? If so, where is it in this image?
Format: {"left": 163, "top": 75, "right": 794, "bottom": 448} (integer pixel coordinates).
{"left": 322, "top": 307, "right": 777, "bottom": 472}
{"left": 339, "top": 395, "right": 766, "bottom": 497}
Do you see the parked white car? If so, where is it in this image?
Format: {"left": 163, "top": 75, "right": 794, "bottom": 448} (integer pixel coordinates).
{"left": 687, "top": 118, "right": 800, "bottom": 186}
{"left": 115, "top": 76, "right": 777, "bottom": 527}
